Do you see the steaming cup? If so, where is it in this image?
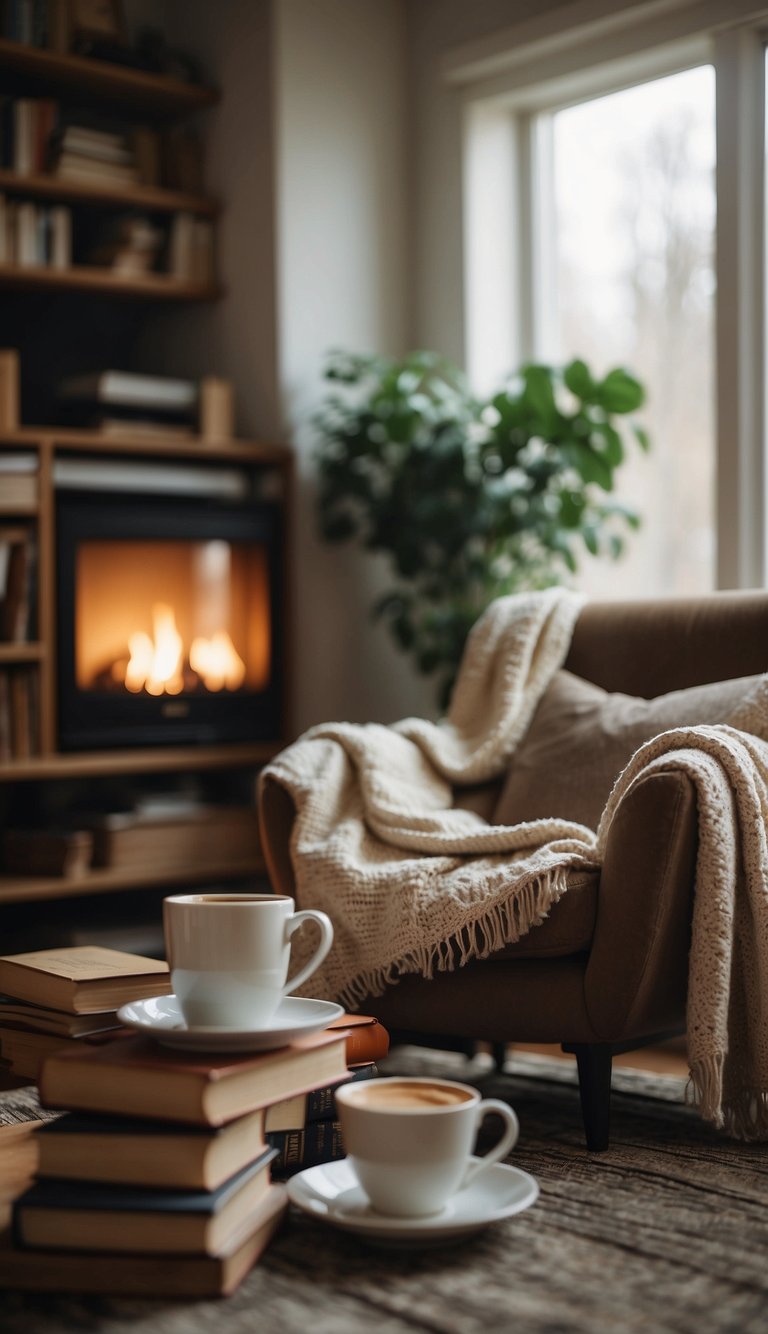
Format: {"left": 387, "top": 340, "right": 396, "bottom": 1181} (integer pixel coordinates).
{"left": 163, "top": 892, "right": 333, "bottom": 1029}
{"left": 335, "top": 1075, "right": 519, "bottom": 1217}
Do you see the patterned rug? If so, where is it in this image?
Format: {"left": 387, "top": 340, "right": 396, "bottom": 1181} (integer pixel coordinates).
{"left": 1, "top": 1047, "right": 766, "bottom": 1334}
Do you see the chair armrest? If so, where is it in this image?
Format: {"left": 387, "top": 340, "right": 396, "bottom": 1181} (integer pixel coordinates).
{"left": 584, "top": 769, "right": 698, "bottom": 1041}
{"left": 258, "top": 774, "right": 298, "bottom": 897}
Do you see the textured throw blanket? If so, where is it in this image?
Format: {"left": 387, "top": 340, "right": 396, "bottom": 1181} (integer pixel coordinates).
{"left": 261, "top": 589, "right": 768, "bottom": 1140}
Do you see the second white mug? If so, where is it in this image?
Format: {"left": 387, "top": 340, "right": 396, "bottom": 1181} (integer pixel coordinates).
{"left": 163, "top": 892, "right": 334, "bottom": 1029}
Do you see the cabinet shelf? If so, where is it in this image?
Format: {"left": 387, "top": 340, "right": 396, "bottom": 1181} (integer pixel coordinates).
{"left": 0, "top": 168, "right": 219, "bottom": 216}
{"left": 0, "top": 742, "right": 282, "bottom": 783}
{"left": 0, "top": 38, "right": 218, "bottom": 117}
{"left": 0, "top": 643, "right": 44, "bottom": 664}
{"left": 0, "top": 856, "right": 267, "bottom": 905}
{"left": 0, "top": 265, "right": 221, "bottom": 300}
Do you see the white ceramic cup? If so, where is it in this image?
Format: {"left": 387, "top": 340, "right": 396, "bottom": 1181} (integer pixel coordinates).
{"left": 335, "top": 1075, "right": 519, "bottom": 1218}
{"left": 163, "top": 892, "right": 334, "bottom": 1029}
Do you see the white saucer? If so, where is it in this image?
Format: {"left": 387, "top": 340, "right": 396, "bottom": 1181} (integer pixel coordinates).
{"left": 116, "top": 994, "right": 345, "bottom": 1052}
{"left": 286, "top": 1157, "right": 539, "bottom": 1246}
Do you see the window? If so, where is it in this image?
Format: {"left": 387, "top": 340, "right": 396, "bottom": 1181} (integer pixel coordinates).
{"left": 458, "top": 4, "right": 767, "bottom": 594}
{"left": 543, "top": 67, "right": 716, "bottom": 596}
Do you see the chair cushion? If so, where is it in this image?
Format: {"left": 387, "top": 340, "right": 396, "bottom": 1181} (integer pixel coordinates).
{"left": 486, "top": 868, "right": 598, "bottom": 958}
{"left": 493, "top": 668, "right": 763, "bottom": 831}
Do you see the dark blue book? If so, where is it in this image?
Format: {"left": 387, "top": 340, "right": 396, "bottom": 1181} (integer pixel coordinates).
{"left": 14, "top": 1145, "right": 277, "bottom": 1255}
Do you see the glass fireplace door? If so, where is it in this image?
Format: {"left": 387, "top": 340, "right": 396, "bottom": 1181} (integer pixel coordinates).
{"left": 56, "top": 492, "right": 283, "bottom": 750}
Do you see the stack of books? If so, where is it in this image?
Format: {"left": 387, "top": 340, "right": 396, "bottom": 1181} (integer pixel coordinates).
{"left": 0, "top": 947, "right": 171, "bottom": 1079}
{"left": 265, "top": 1013, "right": 389, "bottom": 1178}
{"left": 58, "top": 368, "right": 198, "bottom": 438}
{"left": 48, "top": 123, "right": 139, "bottom": 187}
{"left": 5, "top": 1023, "right": 353, "bottom": 1296}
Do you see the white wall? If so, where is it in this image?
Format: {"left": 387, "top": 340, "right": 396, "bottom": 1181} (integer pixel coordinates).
{"left": 273, "top": 0, "right": 435, "bottom": 731}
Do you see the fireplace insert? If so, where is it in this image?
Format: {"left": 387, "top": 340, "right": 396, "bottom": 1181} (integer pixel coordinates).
{"left": 56, "top": 488, "right": 283, "bottom": 750}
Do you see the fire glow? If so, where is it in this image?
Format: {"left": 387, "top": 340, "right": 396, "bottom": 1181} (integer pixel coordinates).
{"left": 118, "top": 603, "right": 246, "bottom": 696}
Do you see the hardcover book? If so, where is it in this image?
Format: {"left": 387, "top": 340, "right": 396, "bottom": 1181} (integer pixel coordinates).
{"left": 14, "top": 1147, "right": 277, "bottom": 1255}
{"left": 267, "top": 1120, "right": 344, "bottom": 1179}
{"left": 0, "top": 1185, "right": 288, "bottom": 1295}
{"left": 39, "top": 1029, "right": 350, "bottom": 1127}
{"left": 0, "top": 947, "right": 170, "bottom": 1015}
{"left": 35, "top": 1107, "right": 267, "bottom": 1191}
{"left": 264, "top": 1063, "right": 377, "bottom": 1133}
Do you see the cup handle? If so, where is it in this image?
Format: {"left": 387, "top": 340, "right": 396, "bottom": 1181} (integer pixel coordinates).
{"left": 461, "top": 1100, "right": 519, "bottom": 1190}
{"left": 282, "top": 910, "right": 334, "bottom": 995}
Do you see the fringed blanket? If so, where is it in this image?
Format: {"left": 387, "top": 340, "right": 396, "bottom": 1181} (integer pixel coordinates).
{"left": 260, "top": 589, "right": 768, "bottom": 1139}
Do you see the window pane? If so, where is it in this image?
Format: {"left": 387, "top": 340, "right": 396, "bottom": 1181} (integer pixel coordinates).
{"left": 546, "top": 67, "right": 716, "bottom": 596}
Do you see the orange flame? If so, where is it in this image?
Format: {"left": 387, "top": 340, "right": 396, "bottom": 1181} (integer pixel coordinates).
{"left": 122, "top": 603, "right": 245, "bottom": 695}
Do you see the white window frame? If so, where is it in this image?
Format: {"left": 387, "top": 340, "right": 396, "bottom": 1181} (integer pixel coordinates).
{"left": 452, "top": 0, "right": 768, "bottom": 589}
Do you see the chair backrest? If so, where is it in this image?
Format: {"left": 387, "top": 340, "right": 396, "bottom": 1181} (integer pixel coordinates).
{"left": 565, "top": 590, "right": 768, "bottom": 698}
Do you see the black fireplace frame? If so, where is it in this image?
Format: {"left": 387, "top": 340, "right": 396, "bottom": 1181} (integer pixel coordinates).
{"left": 56, "top": 489, "right": 284, "bottom": 751}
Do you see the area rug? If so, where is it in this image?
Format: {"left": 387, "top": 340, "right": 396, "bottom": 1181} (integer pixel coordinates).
{"left": 1, "top": 1048, "right": 765, "bottom": 1334}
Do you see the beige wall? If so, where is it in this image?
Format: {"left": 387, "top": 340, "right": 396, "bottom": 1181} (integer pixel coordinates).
{"left": 135, "top": 0, "right": 589, "bottom": 733}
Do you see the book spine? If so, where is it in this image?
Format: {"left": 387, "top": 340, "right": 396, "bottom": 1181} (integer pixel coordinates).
{"left": 267, "top": 1120, "right": 344, "bottom": 1180}
{"left": 306, "top": 1063, "right": 377, "bottom": 1122}
{"left": 344, "top": 1024, "right": 390, "bottom": 1066}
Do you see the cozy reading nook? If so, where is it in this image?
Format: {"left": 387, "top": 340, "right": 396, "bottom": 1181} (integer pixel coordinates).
{"left": 0, "top": 0, "right": 767, "bottom": 1330}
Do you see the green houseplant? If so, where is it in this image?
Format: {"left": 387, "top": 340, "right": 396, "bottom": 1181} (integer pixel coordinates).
{"left": 314, "top": 350, "right": 649, "bottom": 707}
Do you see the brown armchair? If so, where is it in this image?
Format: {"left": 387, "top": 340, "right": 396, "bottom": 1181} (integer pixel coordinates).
{"left": 260, "top": 591, "right": 768, "bottom": 1150}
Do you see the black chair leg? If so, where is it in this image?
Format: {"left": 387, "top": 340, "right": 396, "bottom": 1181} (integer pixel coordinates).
{"left": 569, "top": 1043, "right": 613, "bottom": 1151}
{"left": 490, "top": 1042, "right": 507, "bottom": 1071}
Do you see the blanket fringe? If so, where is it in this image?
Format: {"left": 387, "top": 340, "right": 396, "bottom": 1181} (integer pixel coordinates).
{"left": 687, "top": 1055, "right": 768, "bottom": 1141}
{"left": 335, "top": 864, "right": 570, "bottom": 1013}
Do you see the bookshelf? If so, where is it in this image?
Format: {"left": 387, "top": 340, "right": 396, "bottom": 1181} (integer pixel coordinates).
{"left": 0, "top": 40, "right": 288, "bottom": 929}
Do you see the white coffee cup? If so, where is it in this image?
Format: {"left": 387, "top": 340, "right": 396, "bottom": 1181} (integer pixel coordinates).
{"left": 335, "top": 1075, "right": 519, "bottom": 1217}
{"left": 163, "top": 893, "right": 333, "bottom": 1029}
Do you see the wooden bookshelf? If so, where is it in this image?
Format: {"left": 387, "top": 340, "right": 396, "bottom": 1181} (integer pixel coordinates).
{"left": 0, "top": 168, "right": 219, "bottom": 216}
{"left": 0, "top": 857, "right": 267, "bottom": 906}
{"left": 0, "top": 740, "right": 283, "bottom": 783}
{"left": 0, "top": 265, "right": 221, "bottom": 301}
{"left": 0, "top": 36, "right": 287, "bottom": 932}
{"left": 0, "top": 38, "right": 218, "bottom": 116}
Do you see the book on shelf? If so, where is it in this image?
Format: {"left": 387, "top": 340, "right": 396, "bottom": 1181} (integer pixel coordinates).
{"left": 1, "top": 1188, "right": 288, "bottom": 1296}
{"left": 13, "top": 1146, "right": 277, "bottom": 1255}
{"left": 168, "top": 210, "right": 214, "bottom": 283}
{"left": 0, "top": 1, "right": 65, "bottom": 51}
{"left": 0, "top": 351, "right": 20, "bottom": 430}
{"left": 0, "top": 194, "right": 72, "bottom": 271}
{"left": 267, "top": 1119, "right": 345, "bottom": 1180}
{"left": 0, "top": 1183, "right": 288, "bottom": 1297}
{"left": 264, "top": 1061, "right": 378, "bottom": 1133}
{"left": 0, "top": 946, "right": 170, "bottom": 1014}
{"left": 0, "top": 522, "right": 35, "bottom": 641}
{"left": 39, "top": 1028, "right": 351, "bottom": 1126}
{"left": 0, "top": 666, "right": 37, "bottom": 760}
{"left": 60, "top": 369, "right": 198, "bottom": 411}
{"left": 35, "top": 1106, "right": 268, "bottom": 1191}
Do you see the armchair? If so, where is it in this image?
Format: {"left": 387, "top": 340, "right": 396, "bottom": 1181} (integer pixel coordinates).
{"left": 260, "top": 591, "right": 768, "bottom": 1150}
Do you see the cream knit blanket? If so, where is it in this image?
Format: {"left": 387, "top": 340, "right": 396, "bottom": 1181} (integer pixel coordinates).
{"left": 261, "top": 589, "right": 768, "bottom": 1140}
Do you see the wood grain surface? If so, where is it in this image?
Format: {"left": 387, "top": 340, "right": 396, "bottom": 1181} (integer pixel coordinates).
{"left": 0, "top": 1048, "right": 764, "bottom": 1333}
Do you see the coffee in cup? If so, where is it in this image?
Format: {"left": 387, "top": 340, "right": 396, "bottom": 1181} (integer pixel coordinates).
{"left": 335, "top": 1075, "right": 519, "bottom": 1217}
{"left": 163, "top": 893, "right": 333, "bottom": 1029}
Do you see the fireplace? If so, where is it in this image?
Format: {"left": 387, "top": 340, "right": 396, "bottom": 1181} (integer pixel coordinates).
{"left": 56, "top": 486, "right": 283, "bottom": 750}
